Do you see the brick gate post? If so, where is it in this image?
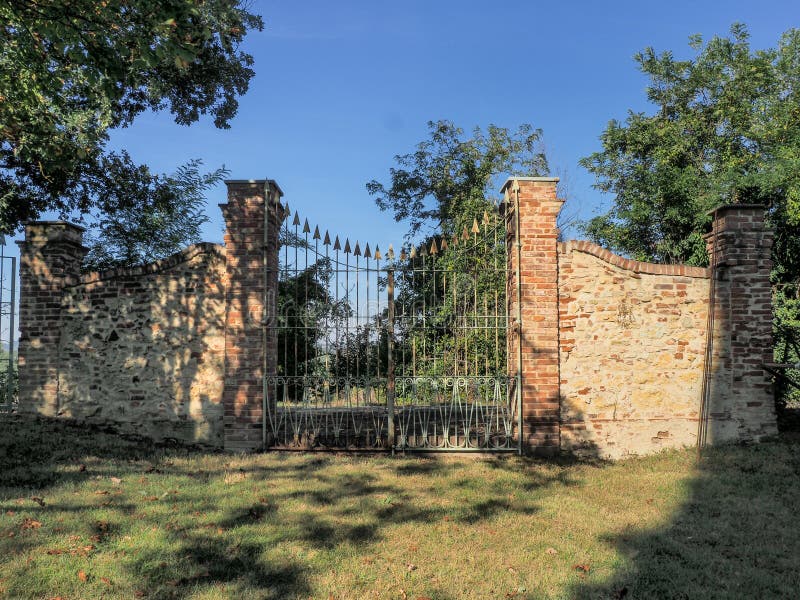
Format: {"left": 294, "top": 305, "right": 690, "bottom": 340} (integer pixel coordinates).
{"left": 704, "top": 205, "right": 778, "bottom": 442}
{"left": 503, "top": 177, "right": 564, "bottom": 455}
{"left": 220, "top": 179, "right": 283, "bottom": 451}
{"left": 17, "top": 222, "right": 87, "bottom": 416}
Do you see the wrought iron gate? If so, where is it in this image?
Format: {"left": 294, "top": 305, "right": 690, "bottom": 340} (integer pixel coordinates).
{"left": 0, "top": 238, "right": 16, "bottom": 414}
{"left": 264, "top": 201, "right": 518, "bottom": 452}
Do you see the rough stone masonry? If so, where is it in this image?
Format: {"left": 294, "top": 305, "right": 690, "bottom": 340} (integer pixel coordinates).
{"left": 16, "top": 177, "right": 777, "bottom": 457}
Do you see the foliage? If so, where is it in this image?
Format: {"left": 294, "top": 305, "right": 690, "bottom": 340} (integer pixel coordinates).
{"left": 367, "top": 120, "right": 548, "bottom": 376}
{"left": 367, "top": 120, "right": 548, "bottom": 240}
{"left": 580, "top": 24, "right": 800, "bottom": 405}
{"left": 81, "top": 160, "right": 224, "bottom": 271}
{"left": 277, "top": 258, "right": 349, "bottom": 385}
{"left": 0, "top": 0, "right": 262, "bottom": 233}
{"left": 580, "top": 24, "right": 800, "bottom": 266}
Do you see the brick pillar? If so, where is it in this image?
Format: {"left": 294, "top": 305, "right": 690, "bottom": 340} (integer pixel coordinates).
{"left": 503, "top": 177, "right": 564, "bottom": 454}
{"left": 16, "top": 222, "right": 87, "bottom": 416}
{"left": 220, "top": 179, "right": 283, "bottom": 451}
{"left": 704, "top": 205, "right": 778, "bottom": 442}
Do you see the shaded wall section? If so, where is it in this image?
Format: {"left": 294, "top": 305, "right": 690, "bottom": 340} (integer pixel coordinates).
{"left": 18, "top": 228, "right": 227, "bottom": 446}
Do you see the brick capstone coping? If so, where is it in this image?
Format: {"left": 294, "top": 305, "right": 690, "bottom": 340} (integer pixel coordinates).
{"left": 72, "top": 243, "right": 225, "bottom": 287}
{"left": 559, "top": 241, "right": 711, "bottom": 279}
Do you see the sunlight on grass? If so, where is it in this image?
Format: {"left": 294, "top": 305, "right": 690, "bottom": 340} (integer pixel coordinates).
{"left": 1, "top": 415, "right": 798, "bottom": 599}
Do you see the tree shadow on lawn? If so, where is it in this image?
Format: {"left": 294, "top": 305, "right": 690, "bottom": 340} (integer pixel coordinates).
{"left": 569, "top": 436, "right": 800, "bottom": 600}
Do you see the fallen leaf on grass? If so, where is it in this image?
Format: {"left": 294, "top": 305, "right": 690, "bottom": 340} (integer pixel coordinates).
{"left": 100, "top": 577, "right": 112, "bottom": 586}
{"left": 573, "top": 563, "right": 590, "bottom": 572}
{"left": 614, "top": 587, "right": 629, "bottom": 599}
{"left": 110, "top": 477, "right": 122, "bottom": 485}
{"left": 21, "top": 518, "right": 42, "bottom": 530}
{"left": 545, "top": 547, "right": 558, "bottom": 555}
{"left": 31, "top": 497, "right": 45, "bottom": 507}
{"left": 77, "top": 571, "right": 88, "bottom": 582}
{"left": 78, "top": 464, "right": 87, "bottom": 472}
{"left": 406, "top": 563, "right": 417, "bottom": 572}
{"left": 416, "top": 597, "right": 433, "bottom": 600}
{"left": 134, "top": 591, "right": 145, "bottom": 598}
{"left": 94, "top": 490, "right": 110, "bottom": 496}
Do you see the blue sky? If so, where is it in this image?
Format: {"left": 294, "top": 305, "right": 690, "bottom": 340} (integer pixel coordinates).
{"left": 17, "top": 0, "right": 800, "bottom": 251}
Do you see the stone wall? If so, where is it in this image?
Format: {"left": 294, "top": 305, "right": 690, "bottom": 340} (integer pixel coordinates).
{"left": 56, "top": 244, "right": 227, "bottom": 445}
{"left": 558, "top": 241, "right": 711, "bottom": 458}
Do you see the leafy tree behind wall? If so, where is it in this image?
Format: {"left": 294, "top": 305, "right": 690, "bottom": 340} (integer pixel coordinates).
{"left": 0, "top": 0, "right": 262, "bottom": 234}
{"left": 580, "top": 24, "right": 800, "bottom": 407}
{"left": 367, "top": 120, "right": 550, "bottom": 376}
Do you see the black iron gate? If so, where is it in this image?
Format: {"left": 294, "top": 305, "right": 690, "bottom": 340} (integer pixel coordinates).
{"left": 264, "top": 201, "right": 519, "bottom": 452}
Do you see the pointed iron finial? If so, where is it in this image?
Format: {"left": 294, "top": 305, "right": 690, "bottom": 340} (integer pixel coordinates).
{"left": 303, "top": 219, "right": 311, "bottom": 234}
{"left": 462, "top": 225, "right": 469, "bottom": 240}
{"left": 374, "top": 245, "right": 381, "bottom": 260}
{"left": 323, "top": 230, "right": 331, "bottom": 245}
{"left": 483, "top": 210, "right": 490, "bottom": 226}
{"left": 364, "top": 243, "right": 371, "bottom": 259}
{"left": 293, "top": 211, "right": 301, "bottom": 226}
{"left": 283, "top": 202, "right": 290, "bottom": 217}
{"left": 452, "top": 234, "right": 459, "bottom": 247}
{"left": 430, "top": 238, "right": 438, "bottom": 255}
{"left": 471, "top": 218, "right": 480, "bottom": 234}
{"left": 333, "top": 235, "right": 341, "bottom": 251}
{"left": 354, "top": 242, "right": 362, "bottom": 257}
{"left": 387, "top": 244, "right": 395, "bottom": 260}
{"left": 419, "top": 243, "right": 428, "bottom": 257}
{"left": 441, "top": 238, "right": 448, "bottom": 251}
{"left": 344, "top": 238, "right": 351, "bottom": 254}
{"left": 400, "top": 247, "right": 407, "bottom": 261}
{"left": 313, "top": 225, "right": 321, "bottom": 240}
{"left": 410, "top": 246, "right": 417, "bottom": 259}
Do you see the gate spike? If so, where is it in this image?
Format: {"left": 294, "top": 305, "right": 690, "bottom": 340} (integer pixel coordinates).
{"left": 364, "top": 243, "right": 371, "bottom": 258}
{"left": 471, "top": 217, "right": 480, "bottom": 234}
{"left": 409, "top": 246, "right": 417, "bottom": 259}
{"left": 323, "top": 230, "right": 331, "bottom": 245}
{"left": 483, "top": 210, "right": 490, "bottom": 226}
{"left": 333, "top": 235, "right": 341, "bottom": 251}
{"left": 354, "top": 241, "right": 361, "bottom": 256}
{"left": 452, "top": 234, "right": 459, "bottom": 247}
{"left": 283, "top": 202, "right": 290, "bottom": 217}
{"left": 419, "top": 243, "right": 428, "bottom": 257}
{"left": 374, "top": 245, "right": 381, "bottom": 260}
{"left": 462, "top": 225, "right": 469, "bottom": 240}
{"left": 303, "top": 219, "right": 311, "bottom": 234}
{"left": 293, "top": 211, "right": 301, "bottom": 226}
{"left": 430, "top": 238, "right": 438, "bottom": 254}
{"left": 313, "top": 225, "right": 321, "bottom": 240}
{"left": 387, "top": 244, "right": 395, "bottom": 260}
{"left": 400, "top": 247, "right": 407, "bottom": 261}
{"left": 344, "top": 238, "right": 351, "bottom": 254}
{"left": 440, "top": 238, "right": 448, "bottom": 251}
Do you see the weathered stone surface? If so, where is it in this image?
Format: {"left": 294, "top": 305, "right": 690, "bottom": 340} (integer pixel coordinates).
{"left": 558, "top": 243, "right": 710, "bottom": 459}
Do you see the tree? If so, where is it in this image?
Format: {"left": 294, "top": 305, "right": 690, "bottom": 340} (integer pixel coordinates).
{"left": 82, "top": 159, "right": 224, "bottom": 271}
{"left": 580, "top": 24, "right": 800, "bottom": 405}
{"left": 367, "top": 120, "right": 549, "bottom": 240}
{"left": 368, "top": 120, "right": 549, "bottom": 377}
{"left": 0, "top": 0, "right": 263, "bottom": 233}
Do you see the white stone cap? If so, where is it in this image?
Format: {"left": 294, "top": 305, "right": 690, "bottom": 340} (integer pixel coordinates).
{"left": 500, "top": 176, "right": 559, "bottom": 194}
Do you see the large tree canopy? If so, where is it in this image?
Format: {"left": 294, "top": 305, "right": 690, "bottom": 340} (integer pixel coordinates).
{"left": 0, "top": 0, "right": 263, "bottom": 233}
{"left": 580, "top": 23, "right": 800, "bottom": 266}
{"left": 367, "top": 120, "right": 549, "bottom": 240}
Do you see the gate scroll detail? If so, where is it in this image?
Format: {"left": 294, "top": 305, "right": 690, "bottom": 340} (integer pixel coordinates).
{"left": 265, "top": 200, "right": 518, "bottom": 452}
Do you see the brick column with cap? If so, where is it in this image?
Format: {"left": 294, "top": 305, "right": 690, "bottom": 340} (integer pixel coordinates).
{"left": 17, "top": 222, "right": 87, "bottom": 416}
{"left": 504, "top": 177, "right": 564, "bottom": 454}
{"left": 704, "top": 205, "right": 778, "bottom": 441}
{"left": 220, "top": 179, "right": 283, "bottom": 451}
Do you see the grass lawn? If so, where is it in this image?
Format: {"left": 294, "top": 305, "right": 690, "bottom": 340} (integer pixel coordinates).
{"left": 1, "top": 415, "right": 799, "bottom": 599}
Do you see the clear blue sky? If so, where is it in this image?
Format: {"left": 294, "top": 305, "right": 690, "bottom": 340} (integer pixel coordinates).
{"left": 15, "top": 0, "right": 800, "bottom": 251}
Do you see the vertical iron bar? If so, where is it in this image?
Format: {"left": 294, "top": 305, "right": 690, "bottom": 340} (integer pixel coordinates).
{"left": 6, "top": 256, "right": 14, "bottom": 410}
{"left": 387, "top": 269, "right": 395, "bottom": 451}
{"left": 262, "top": 187, "right": 270, "bottom": 450}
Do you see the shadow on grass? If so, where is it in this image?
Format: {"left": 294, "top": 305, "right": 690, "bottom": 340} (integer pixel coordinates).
{"left": 569, "top": 437, "right": 800, "bottom": 599}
